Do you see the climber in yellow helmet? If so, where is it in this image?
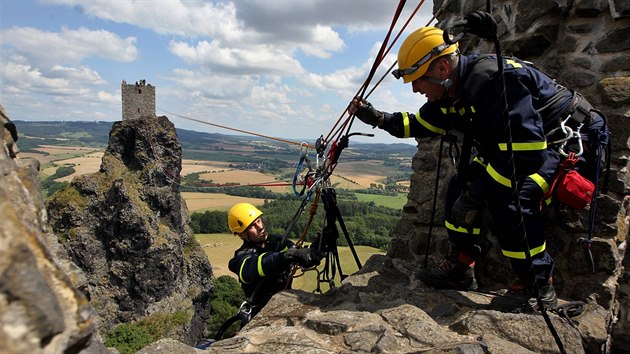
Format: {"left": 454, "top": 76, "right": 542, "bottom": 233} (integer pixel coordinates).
{"left": 227, "top": 203, "right": 320, "bottom": 318}
{"left": 350, "top": 26, "right": 608, "bottom": 311}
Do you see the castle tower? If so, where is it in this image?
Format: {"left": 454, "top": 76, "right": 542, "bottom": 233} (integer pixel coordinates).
{"left": 121, "top": 79, "right": 155, "bottom": 120}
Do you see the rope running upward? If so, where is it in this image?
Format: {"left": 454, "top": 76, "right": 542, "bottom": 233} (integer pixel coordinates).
{"left": 159, "top": 109, "right": 315, "bottom": 149}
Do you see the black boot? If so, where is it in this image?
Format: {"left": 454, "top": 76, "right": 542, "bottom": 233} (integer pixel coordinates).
{"left": 527, "top": 277, "right": 558, "bottom": 311}
{"left": 507, "top": 275, "right": 558, "bottom": 311}
{"left": 417, "top": 253, "right": 477, "bottom": 291}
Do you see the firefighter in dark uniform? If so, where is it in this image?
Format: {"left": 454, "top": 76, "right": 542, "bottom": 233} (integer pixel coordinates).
{"left": 227, "top": 203, "right": 319, "bottom": 318}
{"left": 350, "top": 26, "right": 608, "bottom": 310}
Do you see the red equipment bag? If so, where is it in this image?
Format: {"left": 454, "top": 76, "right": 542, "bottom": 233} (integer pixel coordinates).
{"left": 555, "top": 169, "right": 595, "bottom": 209}
{"left": 546, "top": 152, "right": 595, "bottom": 209}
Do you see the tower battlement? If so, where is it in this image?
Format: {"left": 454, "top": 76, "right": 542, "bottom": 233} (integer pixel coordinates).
{"left": 121, "top": 79, "right": 155, "bottom": 120}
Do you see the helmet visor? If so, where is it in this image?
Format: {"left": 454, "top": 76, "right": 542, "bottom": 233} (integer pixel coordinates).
{"left": 392, "top": 42, "right": 451, "bottom": 80}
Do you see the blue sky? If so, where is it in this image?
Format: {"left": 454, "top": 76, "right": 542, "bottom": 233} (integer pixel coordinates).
{"left": 1, "top": 0, "right": 436, "bottom": 145}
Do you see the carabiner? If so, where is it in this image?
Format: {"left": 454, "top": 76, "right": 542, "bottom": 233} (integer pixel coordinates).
{"left": 239, "top": 301, "right": 252, "bottom": 316}
{"left": 559, "top": 122, "right": 584, "bottom": 157}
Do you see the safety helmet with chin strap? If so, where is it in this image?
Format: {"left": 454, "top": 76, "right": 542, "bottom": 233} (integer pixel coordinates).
{"left": 392, "top": 26, "right": 459, "bottom": 84}
{"left": 228, "top": 203, "right": 263, "bottom": 234}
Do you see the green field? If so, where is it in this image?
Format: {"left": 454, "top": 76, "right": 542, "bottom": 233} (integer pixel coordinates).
{"left": 355, "top": 192, "right": 407, "bottom": 209}
{"left": 195, "top": 233, "right": 384, "bottom": 293}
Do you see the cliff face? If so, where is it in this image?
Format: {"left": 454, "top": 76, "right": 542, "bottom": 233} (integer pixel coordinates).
{"left": 1, "top": 105, "right": 105, "bottom": 353}
{"left": 46, "top": 116, "right": 214, "bottom": 344}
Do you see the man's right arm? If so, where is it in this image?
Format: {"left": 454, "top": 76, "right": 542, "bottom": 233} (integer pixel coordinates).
{"left": 350, "top": 98, "right": 449, "bottom": 139}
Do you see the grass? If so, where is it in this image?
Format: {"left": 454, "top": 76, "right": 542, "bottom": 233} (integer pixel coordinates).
{"left": 181, "top": 192, "right": 268, "bottom": 212}
{"left": 354, "top": 192, "right": 407, "bottom": 209}
{"left": 194, "top": 233, "right": 384, "bottom": 293}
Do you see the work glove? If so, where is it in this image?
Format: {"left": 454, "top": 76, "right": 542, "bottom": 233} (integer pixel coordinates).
{"left": 451, "top": 192, "right": 484, "bottom": 230}
{"left": 463, "top": 11, "right": 497, "bottom": 40}
{"left": 349, "top": 98, "right": 383, "bottom": 128}
{"left": 282, "top": 247, "right": 320, "bottom": 268}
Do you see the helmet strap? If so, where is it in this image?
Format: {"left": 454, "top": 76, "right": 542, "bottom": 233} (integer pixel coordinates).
{"left": 424, "top": 61, "right": 459, "bottom": 90}
{"left": 424, "top": 61, "right": 459, "bottom": 100}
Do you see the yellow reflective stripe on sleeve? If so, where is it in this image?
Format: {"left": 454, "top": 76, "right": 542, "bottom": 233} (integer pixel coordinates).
{"left": 502, "top": 242, "right": 546, "bottom": 259}
{"left": 529, "top": 173, "right": 550, "bottom": 194}
{"left": 239, "top": 256, "right": 251, "bottom": 284}
{"left": 505, "top": 59, "right": 523, "bottom": 68}
{"left": 498, "top": 141, "right": 547, "bottom": 151}
{"left": 486, "top": 163, "right": 512, "bottom": 188}
{"left": 445, "top": 220, "right": 481, "bottom": 235}
{"left": 473, "top": 156, "right": 486, "bottom": 167}
{"left": 257, "top": 253, "right": 267, "bottom": 277}
{"left": 415, "top": 112, "right": 445, "bottom": 135}
{"left": 402, "top": 112, "right": 410, "bottom": 138}
{"left": 529, "top": 173, "right": 552, "bottom": 205}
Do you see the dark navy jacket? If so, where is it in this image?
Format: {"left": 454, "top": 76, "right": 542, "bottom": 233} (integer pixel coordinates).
{"left": 228, "top": 234, "right": 294, "bottom": 310}
{"left": 381, "top": 54, "right": 572, "bottom": 201}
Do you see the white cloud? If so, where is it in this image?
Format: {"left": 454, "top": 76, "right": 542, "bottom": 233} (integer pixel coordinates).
{"left": 50, "top": 0, "right": 245, "bottom": 39}
{"left": 168, "top": 39, "right": 305, "bottom": 76}
{"left": 49, "top": 65, "right": 107, "bottom": 85}
{"left": 0, "top": 26, "right": 137, "bottom": 66}
{"left": 168, "top": 68, "right": 256, "bottom": 99}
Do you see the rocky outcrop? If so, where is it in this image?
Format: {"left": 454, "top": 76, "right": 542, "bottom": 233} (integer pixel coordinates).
{"left": 152, "top": 255, "right": 610, "bottom": 353}
{"left": 46, "top": 116, "right": 214, "bottom": 344}
{"left": 1, "top": 104, "right": 106, "bottom": 353}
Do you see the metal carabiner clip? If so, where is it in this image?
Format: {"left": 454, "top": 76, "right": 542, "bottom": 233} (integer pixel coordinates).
{"left": 559, "top": 122, "right": 584, "bottom": 157}
{"left": 239, "top": 301, "right": 253, "bottom": 316}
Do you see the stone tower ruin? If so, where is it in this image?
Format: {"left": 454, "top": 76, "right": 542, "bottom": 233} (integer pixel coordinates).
{"left": 121, "top": 79, "right": 155, "bottom": 120}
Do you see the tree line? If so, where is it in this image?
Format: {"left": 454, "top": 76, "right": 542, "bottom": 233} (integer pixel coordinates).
{"left": 190, "top": 194, "right": 401, "bottom": 251}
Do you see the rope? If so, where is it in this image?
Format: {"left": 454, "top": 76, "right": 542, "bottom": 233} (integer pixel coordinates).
{"left": 159, "top": 108, "right": 315, "bottom": 149}
{"left": 325, "top": 0, "right": 428, "bottom": 146}
{"left": 487, "top": 17, "right": 567, "bottom": 354}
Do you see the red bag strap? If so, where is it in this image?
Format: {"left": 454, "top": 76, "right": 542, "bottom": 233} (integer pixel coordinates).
{"left": 545, "top": 152, "right": 579, "bottom": 200}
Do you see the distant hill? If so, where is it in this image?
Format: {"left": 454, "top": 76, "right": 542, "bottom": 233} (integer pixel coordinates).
{"left": 13, "top": 120, "right": 418, "bottom": 159}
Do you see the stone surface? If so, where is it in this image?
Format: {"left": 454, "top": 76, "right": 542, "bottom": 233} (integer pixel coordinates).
{"left": 1, "top": 107, "right": 102, "bottom": 353}
{"left": 45, "top": 116, "right": 214, "bottom": 345}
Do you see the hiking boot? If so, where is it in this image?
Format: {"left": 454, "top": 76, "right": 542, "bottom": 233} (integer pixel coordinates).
{"left": 506, "top": 276, "right": 533, "bottom": 298}
{"left": 527, "top": 279, "right": 558, "bottom": 311}
{"left": 507, "top": 276, "right": 557, "bottom": 311}
{"left": 417, "top": 260, "right": 477, "bottom": 291}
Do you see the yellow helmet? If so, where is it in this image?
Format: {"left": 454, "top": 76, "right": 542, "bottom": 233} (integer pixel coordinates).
{"left": 392, "top": 27, "right": 459, "bottom": 83}
{"left": 228, "top": 203, "right": 263, "bottom": 234}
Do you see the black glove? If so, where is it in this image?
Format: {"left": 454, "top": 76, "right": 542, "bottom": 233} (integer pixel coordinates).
{"left": 464, "top": 11, "right": 497, "bottom": 40}
{"left": 351, "top": 98, "right": 383, "bottom": 128}
{"left": 282, "top": 247, "right": 320, "bottom": 268}
{"left": 451, "top": 192, "right": 484, "bottom": 229}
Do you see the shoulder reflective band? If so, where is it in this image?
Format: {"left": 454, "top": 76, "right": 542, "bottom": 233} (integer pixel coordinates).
{"left": 445, "top": 220, "right": 481, "bottom": 235}
{"left": 505, "top": 59, "right": 523, "bottom": 68}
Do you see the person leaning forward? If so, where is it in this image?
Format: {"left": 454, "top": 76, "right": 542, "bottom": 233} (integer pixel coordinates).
{"left": 349, "top": 26, "right": 608, "bottom": 311}
{"left": 227, "top": 203, "right": 320, "bottom": 318}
